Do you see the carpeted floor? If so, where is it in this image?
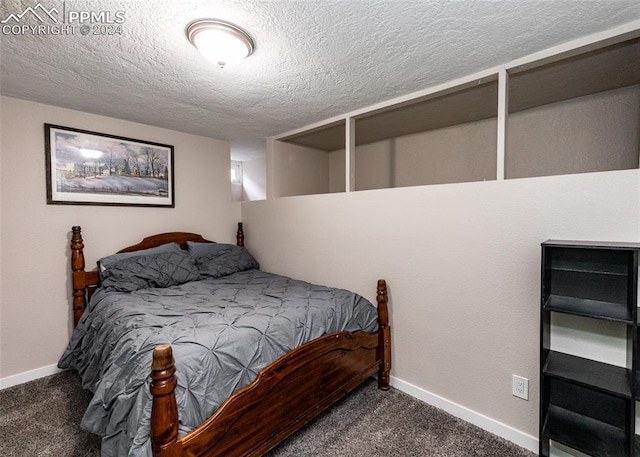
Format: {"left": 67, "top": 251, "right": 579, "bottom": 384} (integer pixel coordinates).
{"left": 0, "top": 371, "right": 536, "bottom": 457}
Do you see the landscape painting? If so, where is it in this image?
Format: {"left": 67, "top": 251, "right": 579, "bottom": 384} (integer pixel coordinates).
{"left": 45, "top": 124, "right": 174, "bottom": 207}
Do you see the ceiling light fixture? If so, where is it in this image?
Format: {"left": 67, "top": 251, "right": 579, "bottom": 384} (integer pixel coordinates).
{"left": 186, "top": 19, "right": 255, "bottom": 69}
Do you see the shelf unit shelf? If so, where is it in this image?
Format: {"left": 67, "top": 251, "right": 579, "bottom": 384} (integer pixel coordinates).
{"left": 543, "top": 351, "right": 631, "bottom": 399}
{"left": 543, "top": 405, "right": 628, "bottom": 457}
{"left": 544, "top": 295, "right": 632, "bottom": 324}
{"left": 550, "top": 261, "right": 629, "bottom": 276}
{"left": 540, "top": 240, "right": 640, "bottom": 457}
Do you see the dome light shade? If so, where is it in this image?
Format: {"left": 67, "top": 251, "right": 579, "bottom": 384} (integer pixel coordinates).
{"left": 186, "top": 19, "right": 254, "bottom": 68}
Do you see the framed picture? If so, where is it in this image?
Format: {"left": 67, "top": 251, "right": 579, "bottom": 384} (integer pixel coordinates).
{"left": 44, "top": 124, "right": 174, "bottom": 207}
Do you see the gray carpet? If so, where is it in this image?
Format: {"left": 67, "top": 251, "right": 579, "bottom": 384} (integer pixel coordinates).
{"left": 0, "top": 371, "right": 536, "bottom": 457}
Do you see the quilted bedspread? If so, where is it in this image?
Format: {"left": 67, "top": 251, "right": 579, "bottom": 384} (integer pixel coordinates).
{"left": 58, "top": 269, "right": 378, "bottom": 457}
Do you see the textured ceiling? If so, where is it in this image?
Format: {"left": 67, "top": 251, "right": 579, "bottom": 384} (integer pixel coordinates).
{"left": 1, "top": 0, "right": 640, "bottom": 160}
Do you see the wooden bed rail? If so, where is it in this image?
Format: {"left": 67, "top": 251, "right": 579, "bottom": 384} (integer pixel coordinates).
{"left": 150, "top": 279, "right": 391, "bottom": 457}
{"left": 70, "top": 223, "right": 245, "bottom": 327}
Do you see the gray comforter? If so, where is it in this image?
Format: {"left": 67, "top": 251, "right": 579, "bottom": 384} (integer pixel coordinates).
{"left": 58, "top": 269, "right": 378, "bottom": 457}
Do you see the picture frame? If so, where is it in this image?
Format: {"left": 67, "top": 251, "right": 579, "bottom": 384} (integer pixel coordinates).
{"left": 44, "top": 124, "right": 174, "bottom": 207}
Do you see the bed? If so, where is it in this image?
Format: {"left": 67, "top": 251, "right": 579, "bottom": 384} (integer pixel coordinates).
{"left": 60, "top": 223, "right": 391, "bottom": 457}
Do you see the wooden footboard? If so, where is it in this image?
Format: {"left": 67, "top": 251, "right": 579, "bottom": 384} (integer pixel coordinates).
{"left": 151, "top": 280, "right": 391, "bottom": 457}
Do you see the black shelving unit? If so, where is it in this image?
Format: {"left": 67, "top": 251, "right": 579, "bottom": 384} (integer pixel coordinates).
{"left": 540, "top": 240, "right": 640, "bottom": 457}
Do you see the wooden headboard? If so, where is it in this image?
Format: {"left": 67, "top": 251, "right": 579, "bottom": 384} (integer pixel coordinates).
{"left": 70, "top": 222, "right": 245, "bottom": 326}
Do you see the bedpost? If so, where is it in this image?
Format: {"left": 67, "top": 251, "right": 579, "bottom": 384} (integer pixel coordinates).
{"left": 151, "top": 344, "right": 180, "bottom": 457}
{"left": 236, "top": 222, "right": 244, "bottom": 247}
{"left": 71, "top": 226, "right": 87, "bottom": 327}
{"left": 377, "top": 279, "right": 391, "bottom": 391}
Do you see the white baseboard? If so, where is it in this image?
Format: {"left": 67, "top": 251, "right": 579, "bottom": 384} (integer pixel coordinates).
{"left": 390, "top": 375, "right": 539, "bottom": 454}
{"left": 0, "top": 364, "right": 65, "bottom": 390}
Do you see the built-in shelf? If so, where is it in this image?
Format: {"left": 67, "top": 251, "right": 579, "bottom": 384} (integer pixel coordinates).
{"left": 353, "top": 76, "right": 498, "bottom": 147}
{"left": 509, "top": 35, "right": 640, "bottom": 114}
{"left": 352, "top": 77, "right": 498, "bottom": 191}
{"left": 506, "top": 32, "right": 640, "bottom": 180}
{"left": 279, "top": 120, "right": 345, "bottom": 152}
{"left": 278, "top": 76, "right": 501, "bottom": 153}
{"left": 271, "top": 28, "right": 639, "bottom": 198}
{"left": 272, "top": 120, "right": 346, "bottom": 197}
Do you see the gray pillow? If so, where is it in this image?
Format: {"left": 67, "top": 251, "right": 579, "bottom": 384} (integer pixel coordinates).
{"left": 101, "top": 250, "right": 201, "bottom": 292}
{"left": 186, "top": 241, "right": 217, "bottom": 258}
{"left": 98, "top": 242, "right": 182, "bottom": 274}
{"left": 195, "top": 243, "right": 259, "bottom": 278}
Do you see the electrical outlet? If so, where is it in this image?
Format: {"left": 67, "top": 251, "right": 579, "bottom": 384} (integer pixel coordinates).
{"left": 512, "top": 375, "right": 528, "bottom": 400}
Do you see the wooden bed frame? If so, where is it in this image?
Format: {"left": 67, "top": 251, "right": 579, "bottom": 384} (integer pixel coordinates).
{"left": 70, "top": 222, "right": 391, "bottom": 457}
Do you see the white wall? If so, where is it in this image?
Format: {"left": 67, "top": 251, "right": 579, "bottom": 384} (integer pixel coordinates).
{"left": 0, "top": 96, "right": 241, "bottom": 380}
{"left": 242, "top": 169, "right": 640, "bottom": 443}
{"left": 232, "top": 183, "right": 243, "bottom": 202}
{"left": 242, "top": 157, "right": 267, "bottom": 201}
{"left": 256, "top": 77, "right": 640, "bottom": 448}
{"left": 250, "top": 42, "right": 640, "bottom": 452}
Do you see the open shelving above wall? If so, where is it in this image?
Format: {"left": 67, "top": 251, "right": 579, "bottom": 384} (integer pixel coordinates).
{"left": 278, "top": 75, "right": 500, "bottom": 151}
{"left": 509, "top": 32, "right": 640, "bottom": 113}
{"left": 505, "top": 32, "right": 640, "bottom": 180}
{"left": 279, "top": 119, "right": 345, "bottom": 152}
{"left": 271, "top": 120, "right": 346, "bottom": 198}
{"left": 270, "top": 24, "right": 640, "bottom": 198}
{"left": 354, "top": 75, "right": 498, "bottom": 147}
{"left": 351, "top": 76, "right": 499, "bottom": 191}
